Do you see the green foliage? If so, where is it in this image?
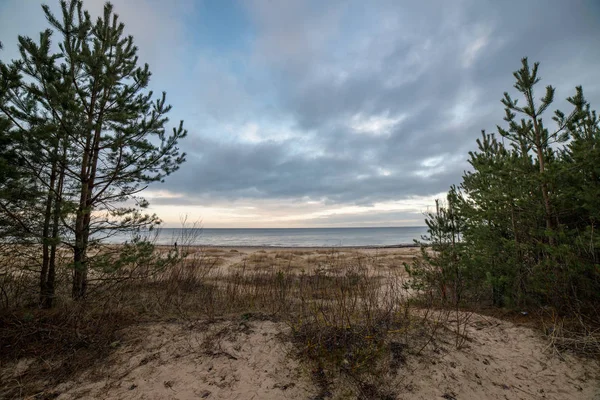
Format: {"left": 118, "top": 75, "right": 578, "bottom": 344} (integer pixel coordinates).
{"left": 0, "top": 0, "right": 187, "bottom": 305}
{"left": 409, "top": 58, "right": 600, "bottom": 314}
{"left": 406, "top": 189, "right": 461, "bottom": 301}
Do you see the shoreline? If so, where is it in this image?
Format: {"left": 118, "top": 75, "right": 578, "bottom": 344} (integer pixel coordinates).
{"left": 153, "top": 243, "right": 421, "bottom": 250}
{"left": 3, "top": 243, "right": 422, "bottom": 250}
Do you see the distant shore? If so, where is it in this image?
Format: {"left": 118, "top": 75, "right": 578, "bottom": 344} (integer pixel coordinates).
{"left": 103, "top": 226, "right": 428, "bottom": 247}
{"left": 154, "top": 243, "right": 420, "bottom": 250}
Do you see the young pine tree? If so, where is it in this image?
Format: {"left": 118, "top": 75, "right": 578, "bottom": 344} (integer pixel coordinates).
{"left": 0, "top": 0, "right": 187, "bottom": 303}
{"left": 406, "top": 187, "right": 465, "bottom": 305}
{"left": 42, "top": 1, "right": 187, "bottom": 299}
{"left": 0, "top": 26, "right": 73, "bottom": 307}
{"left": 453, "top": 59, "right": 595, "bottom": 311}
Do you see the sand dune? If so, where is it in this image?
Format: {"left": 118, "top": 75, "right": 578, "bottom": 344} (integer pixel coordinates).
{"left": 54, "top": 314, "right": 599, "bottom": 400}
{"left": 49, "top": 247, "right": 600, "bottom": 400}
{"left": 3, "top": 247, "right": 598, "bottom": 399}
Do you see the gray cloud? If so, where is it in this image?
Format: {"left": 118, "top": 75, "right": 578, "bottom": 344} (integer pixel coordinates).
{"left": 160, "top": 0, "right": 600, "bottom": 217}
{"left": 3, "top": 0, "right": 599, "bottom": 226}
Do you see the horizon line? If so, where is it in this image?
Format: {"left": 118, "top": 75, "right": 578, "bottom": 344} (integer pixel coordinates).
{"left": 156, "top": 225, "right": 428, "bottom": 229}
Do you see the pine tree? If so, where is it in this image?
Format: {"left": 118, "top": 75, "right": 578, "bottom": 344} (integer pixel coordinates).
{"left": 0, "top": 0, "right": 187, "bottom": 304}
{"left": 406, "top": 187, "right": 466, "bottom": 304}
{"left": 459, "top": 129, "right": 539, "bottom": 306}
{"left": 0, "top": 115, "right": 28, "bottom": 240}
{"left": 0, "top": 33, "right": 66, "bottom": 306}
{"left": 498, "top": 58, "right": 575, "bottom": 244}
{"left": 555, "top": 91, "right": 600, "bottom": 309}
{"left": 47, "top": 0, "right": 187, "bottom": 299}
{"left": 418, "top": 58, "right": 599, "bottom": 313}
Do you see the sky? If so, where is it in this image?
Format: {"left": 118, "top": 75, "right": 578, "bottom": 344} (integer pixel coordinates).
{"left": 1, "top": 0, "right": 599, "bottom": 228}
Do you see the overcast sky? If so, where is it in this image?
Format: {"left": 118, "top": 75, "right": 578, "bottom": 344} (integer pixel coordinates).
{"left": 1, "top": 0, "right": 599, "bottom": 228}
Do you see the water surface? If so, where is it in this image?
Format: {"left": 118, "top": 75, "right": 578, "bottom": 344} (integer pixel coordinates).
{"left": 106, "top": 227, "right": 428, "bottom": 247}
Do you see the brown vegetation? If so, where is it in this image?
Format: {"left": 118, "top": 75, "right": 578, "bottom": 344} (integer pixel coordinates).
{"left": 1, "top": 245, "right": 598, "bottom": 399}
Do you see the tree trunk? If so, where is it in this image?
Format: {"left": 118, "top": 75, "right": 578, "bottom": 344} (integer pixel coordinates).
{"left": 43, "top": 141, "right": 67, "bottom": 308}
{"left": 72, "top": 90, "right": 106, "bottom": 299}
{"left": 40, "top": 156, "right": 58, "bottom": 306}
{"left": 72, "top": 174, "right": 90, "bottom": 299}
{"left": 71, "top": 78, "right": 102, "bottom": 300}
{"left": 72, "top": 211, "right": 88, "bottom": 299}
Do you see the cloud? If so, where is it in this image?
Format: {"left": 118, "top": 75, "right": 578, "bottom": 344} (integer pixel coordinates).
{"left": 2, "top": 0, "right": 599, "bottom": 227}
{"left": 146, "top": 192, "right": 443, "bottom": 228}
{"left": 349, "top": 112, "right": 407, "bottom": 137}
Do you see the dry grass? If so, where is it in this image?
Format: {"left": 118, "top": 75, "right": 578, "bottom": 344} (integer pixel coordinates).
{"left": 0, "top": 302, "right": 134, "bottom": 398}
{"left": 540, "top": 309, "right": 600, "bottom": 359}
{"left": 289, "top": 266, "right": 411, "bottom": 399}
{"left": 2, "top": 244, "right": 596, "bottom": 399}
{"left": 0, "top": 245, "right": 422, "bottom": 398}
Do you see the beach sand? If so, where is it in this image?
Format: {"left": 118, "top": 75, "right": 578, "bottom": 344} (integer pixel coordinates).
{"left": 54, "top": 314, "right": 599, "bottom": 400}
{"left": 8, "top": 246, "right": 599, "bottom": 399}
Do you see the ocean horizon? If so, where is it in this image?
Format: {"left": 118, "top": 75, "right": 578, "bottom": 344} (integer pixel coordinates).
{"left": 105, "top": 226, "right": 429, "bottom": 247}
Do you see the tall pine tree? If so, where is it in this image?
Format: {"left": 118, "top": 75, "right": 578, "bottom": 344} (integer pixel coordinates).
{"left": 409, "top": 58, "right": 599, "bottom": 313}
{"left": 0, "top": 0, "right": 187, "bottom": 304}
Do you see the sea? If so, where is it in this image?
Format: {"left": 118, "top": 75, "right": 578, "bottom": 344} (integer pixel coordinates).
{"left": 105, "top": 227, "right": 428, "bottom": 247}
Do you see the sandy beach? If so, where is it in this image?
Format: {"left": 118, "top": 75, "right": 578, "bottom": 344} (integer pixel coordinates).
{"left": 53, "top": 313, "right": 600, "bottom": 400}
{"left": 16, "top": 246, "right": 590, "bottom": 400}
{"left": 167, "top": 245, "right": 422, "bottom": 272}
{"left": 3, "top": 1, "right": 599, "bottom": 398}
